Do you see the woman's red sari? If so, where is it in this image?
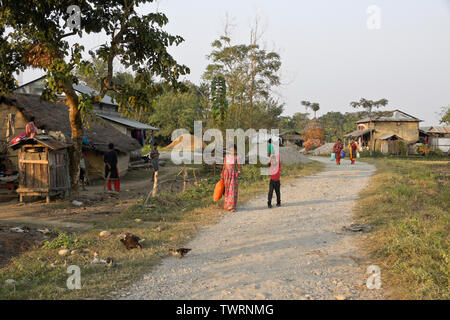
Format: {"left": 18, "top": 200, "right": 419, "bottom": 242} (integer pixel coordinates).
{"left": 222, "top": 154, "right": 241, "bottom": 211}
{"left": 333, "top": 141, "right": 344, "bottom": 164}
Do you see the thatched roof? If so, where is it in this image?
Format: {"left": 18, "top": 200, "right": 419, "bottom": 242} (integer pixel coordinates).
{"left": 1, "top": 93, "right": 141, "bottom": 153}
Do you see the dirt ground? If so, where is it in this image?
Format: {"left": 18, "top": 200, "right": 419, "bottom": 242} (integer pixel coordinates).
{"left": 0, "top": 162, "right": 184, "bottom": 267}
{"left": 118, "top": 157, "right": 383, "bottom": 300}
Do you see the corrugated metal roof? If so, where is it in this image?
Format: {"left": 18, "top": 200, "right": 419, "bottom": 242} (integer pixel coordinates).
{"left": 17, "top": 76, "right": 120, "bottom": 107}
{"left": 73, "top": 84, "right": 118, "bottom": 106}
{"left": 98, "top": 114, "right": 159, "bottom": 131}
{"left": 356, "top": 110, "right": 422, "bottom": 124}
{"left": 344, "top": 129, "right": 373, "bottom": 138}
{"left": 429, "top": 126, "right": 450, "bottom": 134}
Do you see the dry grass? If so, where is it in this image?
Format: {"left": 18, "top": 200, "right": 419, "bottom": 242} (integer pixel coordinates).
{"left": 0, "top": 161, "right": 324, "bottom": 299}
{"left": 355, "top": 158, "right": 449, "bottom": 300}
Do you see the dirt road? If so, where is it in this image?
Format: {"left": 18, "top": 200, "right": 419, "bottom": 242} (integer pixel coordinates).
{"left": 119, "top": 157, "right": 383, "bottom": 300}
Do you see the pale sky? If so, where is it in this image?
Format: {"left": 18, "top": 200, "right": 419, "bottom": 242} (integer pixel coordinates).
{"left": 19, "top": 0, "right": 450, "bottom": 126}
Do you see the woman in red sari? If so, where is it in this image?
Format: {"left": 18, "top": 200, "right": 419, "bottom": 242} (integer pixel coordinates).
{"left": 333, "top": 139, "right": 344, "bottom": 165}
{"left": 221, "top": 144, "right": 241, "bottom": 212}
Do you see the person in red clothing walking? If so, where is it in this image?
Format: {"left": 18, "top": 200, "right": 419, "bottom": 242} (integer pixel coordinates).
{"left": 333, "top": 139, "right": 344, "bottom": 165}
{"left": 268, "top": 153, "right": 282, "bottom": 208}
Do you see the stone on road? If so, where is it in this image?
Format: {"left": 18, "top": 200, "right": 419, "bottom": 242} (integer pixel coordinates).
{"left": 120, "top": 157, "right": 383, "bottom": 300}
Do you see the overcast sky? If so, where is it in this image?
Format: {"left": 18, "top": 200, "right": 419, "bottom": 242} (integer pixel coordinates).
{"left": 20, "top": 0, "right": 450, "bottom": 126}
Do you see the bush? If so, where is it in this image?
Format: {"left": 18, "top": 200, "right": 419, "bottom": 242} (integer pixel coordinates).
{"left": 398, "top": 140, "right": 407, "bottom": 155}
{"left": 42, "top": 233, "right": 93, "bottom": 250}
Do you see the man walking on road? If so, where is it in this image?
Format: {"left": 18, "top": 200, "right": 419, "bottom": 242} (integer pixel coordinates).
{"left": 268, "top": 153, "right": 282, "bottom": 208}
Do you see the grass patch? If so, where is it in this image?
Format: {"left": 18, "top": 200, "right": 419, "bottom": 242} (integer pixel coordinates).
{"left": 0, "top": 160, "right": 324, "bottom": 299}
{"left": 356, "top": 158, "right": 449, "bottom": 299}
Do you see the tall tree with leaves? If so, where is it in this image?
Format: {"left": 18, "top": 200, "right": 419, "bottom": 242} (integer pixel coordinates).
{"left": 350, "top": 98, "right": 389, "bottom": 117}
{"left": 0, "top": 0, "right": 189, "bottom": 190}
{"left": 301, "top": 101, "right": 320, "bottom": 119}
{"left": 210, "top": 75, "right": 228, "bottom": 128}
{"left": 203, "top": 22, "right": 281, "bottom": 129}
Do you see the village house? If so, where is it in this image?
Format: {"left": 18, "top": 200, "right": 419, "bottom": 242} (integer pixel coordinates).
{"left": 344, "top": 110, "right": 423, "bottom": 154}
{"left": 419, "top": 126, "right": 450, "bottom": 153}
{"left": 0, "top": 93, "right": 141, "bottom": 180}
{"left": 15, "top": 76, "right": 159, "bottom": 157}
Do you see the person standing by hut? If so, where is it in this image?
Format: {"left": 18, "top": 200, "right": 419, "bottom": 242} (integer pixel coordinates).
{"left": 348, "top": 138, "right": 358, "bottom": 165}
{"left": 104, "top": 143, "right": 120, "bottom": 192}
{"left": 25, "top": 116, "right": 38, "bottom": 138}
{"left": 333, "top": 139, "right": 344, "bottom": 165}
{"left": 221, "top": 144, "right": 241, "bottom": 212}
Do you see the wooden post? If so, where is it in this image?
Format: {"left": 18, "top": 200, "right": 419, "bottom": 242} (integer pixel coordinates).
{"left": 144, "top": 170, "right": 159, "bottom": 206}
{"left": 183, "top": 169, "right": 188, "bottom": 193}
{"left": 152, "top": 171, "right": 158, "bottom": 197}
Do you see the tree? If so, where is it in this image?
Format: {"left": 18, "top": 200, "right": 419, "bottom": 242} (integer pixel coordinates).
{"left": 350, "top": 98, "right": 388, "bottom": 117}
{"left": 301, "top": 101, "right": 320, "bottom": 119}
{"left": 148, "top": 82, "right": 208, "bottom": 142}
{"left": 203, "top": 19, "right": 281, "bottom": 129}
{"left": 210, "top": 75, "right": 228, "bottom": 128}
{"left": 440, "top": 106, "right": 450, "bottom": 125}
{"left": 0, "top": 0, "right": 189, "bottom": 190}
{"left": 350, "top": 98, "right": 389, "bottom": 154}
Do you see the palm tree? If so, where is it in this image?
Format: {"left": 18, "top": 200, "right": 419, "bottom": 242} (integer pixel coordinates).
{"left": 301, "top": 100, "right": 320, "bottom": 119}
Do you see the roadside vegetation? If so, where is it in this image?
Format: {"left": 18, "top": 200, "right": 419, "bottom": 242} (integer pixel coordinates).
{"left": 0, "top": 161, "right": 324, "bottom": 299}
{"left": 355, "top": 158, "right": 449, "bottom": 299}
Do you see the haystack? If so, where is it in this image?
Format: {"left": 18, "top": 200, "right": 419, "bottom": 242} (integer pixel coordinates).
{"left": 166, "top": 134, "right": 206, "bottom": 151}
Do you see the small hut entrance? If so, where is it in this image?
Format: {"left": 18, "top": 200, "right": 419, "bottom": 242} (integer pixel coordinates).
{"left": 9, "top": 137, "right": 71, "bottom": 203}
{"left": 378, "top": 134, "right": 403, "bottom": 155}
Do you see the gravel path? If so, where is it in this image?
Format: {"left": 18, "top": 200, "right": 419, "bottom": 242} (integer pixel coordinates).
{"left": 119, "top": 157, "right": 383, "bottom": 300}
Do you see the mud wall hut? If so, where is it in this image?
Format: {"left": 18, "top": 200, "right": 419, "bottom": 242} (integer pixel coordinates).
{"left": 346, "top": 110, "right": 422, "bottom": 153}
{"left": 0, "top": 93, "right": 141, "bottom": 179}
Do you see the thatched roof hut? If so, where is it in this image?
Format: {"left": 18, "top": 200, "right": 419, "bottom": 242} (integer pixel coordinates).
{"left": 1, "top": 93, "right": 141, "bottom": 178}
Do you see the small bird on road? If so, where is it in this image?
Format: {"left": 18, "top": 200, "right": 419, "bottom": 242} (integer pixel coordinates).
{"left": 168, "top": 248, "right": 191, "bottom": 258}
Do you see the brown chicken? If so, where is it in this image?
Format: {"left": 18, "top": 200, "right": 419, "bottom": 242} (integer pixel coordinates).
{"left": 168, "top": 248, "right": 191, "bottom": 258}
{"left": 120, "top": 233, "right": 143, "bottom": 250}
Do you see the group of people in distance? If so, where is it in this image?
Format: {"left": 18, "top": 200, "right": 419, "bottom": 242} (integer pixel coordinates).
{"left": 333, "top": 138, "right": 359, "bottom": 165}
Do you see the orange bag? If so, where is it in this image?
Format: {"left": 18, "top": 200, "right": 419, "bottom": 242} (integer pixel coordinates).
{"left": 213, "top": 179, "right": 225, "bottom": 202}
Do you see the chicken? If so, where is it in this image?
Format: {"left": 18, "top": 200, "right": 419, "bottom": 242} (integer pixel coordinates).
{"left": 120, "top": 233, "right": 143, "bottom": 250}
{"left": 168, "top": 248, "right": 191, "bottom": 258}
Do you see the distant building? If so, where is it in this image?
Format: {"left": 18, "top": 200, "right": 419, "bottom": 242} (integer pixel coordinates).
{"left": 344, "top": 110, "right": 422, "bottom": 154}
{"left": 419, "top": 126, "right": 450, "bottom": 153}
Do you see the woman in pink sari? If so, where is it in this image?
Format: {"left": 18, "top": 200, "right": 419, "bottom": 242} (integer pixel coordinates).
{"left": 221, "top": 144, "right": 241, "bottom": 212}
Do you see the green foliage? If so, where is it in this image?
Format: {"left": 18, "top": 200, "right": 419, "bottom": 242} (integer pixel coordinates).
{"left": 440, "top": 106, "right": 450, "bottom": 125}
{"left": 148, "top": 82, "right": 208, "bottom": 140}
{"left": 42, "top": 233, "right": 93, "bottom": 250}
{"left": 398, "top": 140, "right": 407, "bottom": 155}
{"left": 350, "top": 98, "right": 389, "bottom": 116}
{"left": 301, "top": 101, "right": 320, "bottom": 118}
{"left": 203, "top": 32, "right": 282, "bottom": 129}
{"left": 0, "top": 0, "right": 190, "bottom": 189}
{"left": 357, "top": 159, "right": 449, "bottom": 299}
{"left": 210, "top": 75, "right": 228, "bottom": 127}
